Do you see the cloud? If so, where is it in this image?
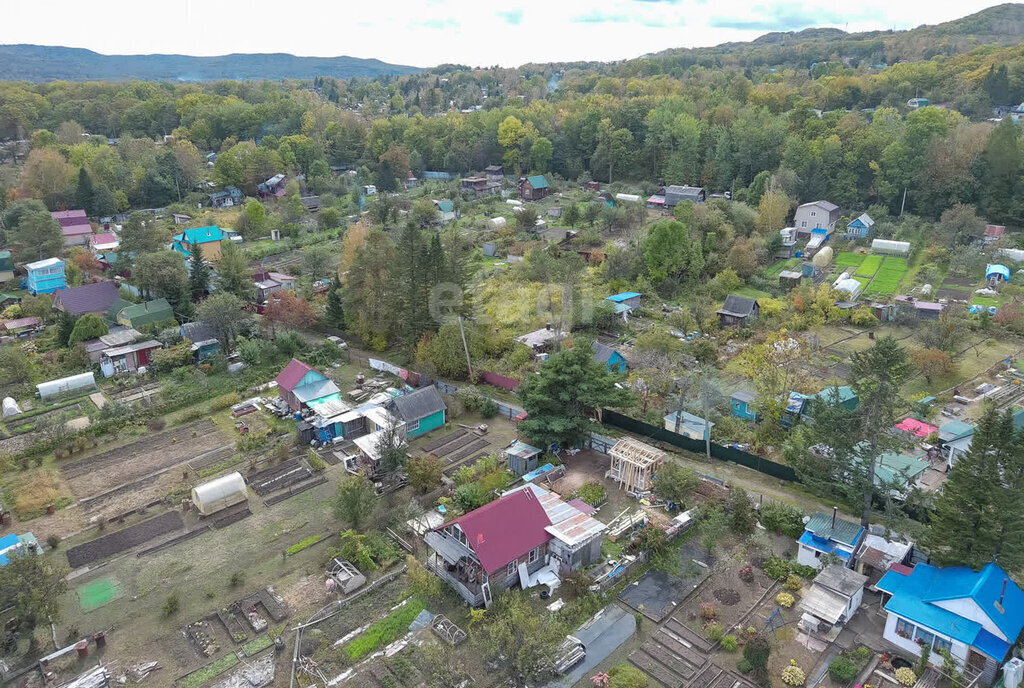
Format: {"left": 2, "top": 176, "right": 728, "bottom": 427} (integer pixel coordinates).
{"left": 419, "top": 17, "right": 459, "bottom": 29}
{"left": 496, "top": 9, "right": 524, "bottom": 25}
{"left": 631, "top": 0, "right": 681, "bottom": 3}
{"left": 708, "top": 3, "right": 860, "bottom": 31}
{"left": 571, "top": 9, "right": 632, "bottom": 23}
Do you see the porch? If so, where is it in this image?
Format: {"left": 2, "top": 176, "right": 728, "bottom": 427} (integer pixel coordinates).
{"left": 426, "top": 553, "right": 487, "bottom": 607}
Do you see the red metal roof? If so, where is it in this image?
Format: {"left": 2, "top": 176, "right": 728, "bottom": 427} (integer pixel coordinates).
{"left": 52, "top": 209, "right": 88, "bottom": 227}
{"left": 444, "top": 489, "right": 552, "bottom": 575}
{"left": 894, "top": 417, "right": 938, "bottom": 438}
{"left": 889, "top": 563, "right": 914, "bottom": 576}
{"left": 274, "top": 358, "right": 315, "bottom": 392}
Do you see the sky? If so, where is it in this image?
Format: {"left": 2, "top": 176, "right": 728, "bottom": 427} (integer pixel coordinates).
{"left": 0, "top": 0, "right": 1011, "bottom": 68}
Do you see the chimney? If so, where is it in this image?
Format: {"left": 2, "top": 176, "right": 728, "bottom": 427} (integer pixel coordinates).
{"left": 1000, "top": 577, "right": 1008, "bottom": 608}
{"left": 832, "top": 506, "right": 838, "bottom": 529}
{"left": 478, "top": 533, "right": 484, "bottom": 545}
{"left": 545, "top": 323, "right": 552, "bottom": 330}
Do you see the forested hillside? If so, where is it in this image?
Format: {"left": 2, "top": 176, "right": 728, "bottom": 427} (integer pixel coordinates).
{"left": 0, "top": 45, "right": 421, "bottom": 82}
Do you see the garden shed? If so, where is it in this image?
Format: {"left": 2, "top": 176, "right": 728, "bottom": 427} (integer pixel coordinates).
{"left": 327, "top": 558, "right": 366, "bottom": 594}
{"left": 503, "top": 440, "right": 543, "bottom": 475}
{"left": 191, "top": 472, "right": 248, "bottom": 516}
{"left": 607, "top": 437, "right": 666, "bottom": 494}
{"left": 871, "top": 239, "right": 910, "bottom": 256}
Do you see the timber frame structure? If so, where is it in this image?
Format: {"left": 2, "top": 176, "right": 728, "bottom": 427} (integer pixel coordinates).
{"left": 607, "top": 437, "right": 666, "bottom": 494}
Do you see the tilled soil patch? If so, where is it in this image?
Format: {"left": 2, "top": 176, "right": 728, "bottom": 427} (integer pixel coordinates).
{"left": 66, "top": 510, "right": 184, "bottom": 568}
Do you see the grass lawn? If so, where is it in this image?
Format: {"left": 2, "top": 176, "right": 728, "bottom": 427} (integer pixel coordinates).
{"left": 768, "top": 258, "right": 799, "bottom": 276}
{"left": 855, "top": 254, "right": 883, "bottom": 277}
{"left": 971, "top": 296, "right": 1000, "bottom": 307}
{"left": 866, "top": 257, "right": 908, "bottom": 295}
{"left": 835, "top": 252, "right": 865, "bottom": 268}
{"left": 735, "top": 285, "right": 772, "bottom": 299}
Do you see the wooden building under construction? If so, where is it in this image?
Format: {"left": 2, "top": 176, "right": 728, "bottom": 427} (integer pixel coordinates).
{"left": 607, "top": 437, "right": 666, "bottom": 494}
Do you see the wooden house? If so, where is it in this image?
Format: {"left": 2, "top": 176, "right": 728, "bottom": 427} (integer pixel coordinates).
{"left": 520, "top": 175, "right": 551, "bottom": 201}
{"left": 716, "top": 294, "right": 759, "bottom": 327}
{"left": 607, "top": 437, "right": 666, "bottom": 493}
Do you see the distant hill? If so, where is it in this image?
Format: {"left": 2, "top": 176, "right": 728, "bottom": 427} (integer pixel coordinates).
{"left": 641, "top": 3, "right": 1024, "bottom": 68}
{"left": 0, "top": 45, "right": 421, "bottom": 82}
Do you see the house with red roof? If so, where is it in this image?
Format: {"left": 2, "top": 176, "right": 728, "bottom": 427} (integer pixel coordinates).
{"left": 274, "top": 358, "right": 341, "bottom": 412}
{"left": 52, "top": 209, "right": 93, "bottom": 247}
{"left": 424, "top": 484, "right": 606, "bottom": 607}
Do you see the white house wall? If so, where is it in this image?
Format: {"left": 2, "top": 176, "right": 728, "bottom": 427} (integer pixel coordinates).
{"left": 882, "top": 613, "right": 969, "bottom": 667}
{"left": 846, "top": 587, "right": 865, "bottom": 619}
{"left": 931, "top": 598, "right": 1007, "bottom": 641}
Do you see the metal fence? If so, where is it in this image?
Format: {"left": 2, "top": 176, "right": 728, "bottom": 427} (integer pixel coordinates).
{"left": 600, "top": 409, "right": 800, "bottom": 483}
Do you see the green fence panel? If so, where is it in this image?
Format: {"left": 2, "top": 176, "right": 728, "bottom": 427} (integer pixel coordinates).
{"left": 601, "top": 409, "right": 799, "bottom": 483}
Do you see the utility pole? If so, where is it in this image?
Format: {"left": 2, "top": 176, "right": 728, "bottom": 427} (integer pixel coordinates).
{"left": 457, "top": 315, "right": 473, "bottom": 378}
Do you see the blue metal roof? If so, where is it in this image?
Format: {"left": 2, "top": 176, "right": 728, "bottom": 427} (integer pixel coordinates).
{"left": 0, "top": 533, "right": 19, "bottom": 566}
{"left": 605, "top": 292, "right": 642, "bottom": 303}
{"left": 797, "top": 531, "right": 852, "bottom": 559}
{"left": 987, "top": 264, "right": 1010, "bottom": 280}
{"left": 877, "top": 562, "right": 1024, "bottom": 660}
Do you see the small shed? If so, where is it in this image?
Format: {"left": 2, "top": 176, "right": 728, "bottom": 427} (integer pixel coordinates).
{"left": 730, "top": 390, "right": 757, "bottom": 420}
{"left": 615, "top": 193, "right": 640, "bottom": 203}
{"left": 779, "top": 270, "right": 803, "bottom": 290}
{"left": 482, "top": 242, "right": 498, "bottom": 257}
{"left": 327, "top": 558, "right": 366, "bottom": 594}
{"left": 608, "top": 437, "right": 666, "bottom": 493}
{"left": 871, "top": 239, "right": 910, "bottom": 256}
{"left": 664, "top": 410, "right": 714, "bottom": 440}
{"left": 504, "top": 440, "right": 543, "bottom": 475}
{"left": 987, "top": 263, "right": 1010, "bottom": 284}
{"left": 547, "top": 206, "right": 563, "bottom": 218}
{"left": 798, "top": 564, "right": 868, "bottom": 633}
{"left": 716, "top": 294, "right": 759, "bottom": 327}
{"left": 191, "top": 472, "right": 248, "bottom": 516}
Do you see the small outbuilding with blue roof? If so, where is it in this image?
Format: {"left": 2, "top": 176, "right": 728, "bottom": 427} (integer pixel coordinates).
{"left": 796, "top": 509, "right": 864, "bottom": 569}
{"left": 986, "top": 263, "right": 1010, "bottom": 286}
{"left": 0, "top": 532, "right": 39, "bottom": 566}
{"left": 604, "top": 291, "right": 642, "bottom": 316}
{"left": 876, "top": 561, "right": 1024, "bottom": 676}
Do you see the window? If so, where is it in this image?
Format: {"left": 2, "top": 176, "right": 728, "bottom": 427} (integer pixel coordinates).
{"left": 932, "top": 636, "right": 951, "bottom": 654}
{"left": 896, "top": 618, "right": 915, "bottom": 640}
{"left": 528, "top": 547, "right": 539, "bottom": 564}
{"left": 814, "top": 550, "right": 821, "bottom": 558}
{"left": 507, "top": 560, "right": 516, "bottom": 577}
{"left": 407, "top": 419, "right": 420, "bottom": 432}
{"left": 915, "top": 628, "right": 935, "bottom": 648}
{"left": 801, "top": 221, "right": 807, "bottom": 227}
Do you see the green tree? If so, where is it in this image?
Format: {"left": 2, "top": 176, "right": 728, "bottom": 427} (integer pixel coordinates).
{"left": 74, "top": 167, "right": 95, "bottom": 215}
{"left": 410, "top": 198, "right": 440, "bottom": 227}
{"left": 407, "top": 455, "right": 443, "bottom": 493}
{"left": 189, "top": 241, "right": 210, "bottom": 301}
{"left": 214, "top": 241, "right": 255, "bottom": 301}
{"left": 652, "top": 461, "right": 699, "bottom": 507}
{"left": 563, "top": 203, "right": 580, "bottom": 229}
{"left": 67, "top": 313, "right": 108, "bottom": 346}
{"left": 325, "top": 277, "right": 345, "bottom": 328}
{"left": 0, "top": 552, "right": 69, "bottom": 631}
{"left": 332, "top": 475, "right": 377, "bottom": 530}
{"left": 196, "top": 292, "right": 251, "bottom": 353}
{"left": 133, "top": 251, "right": 191, "bottom": 317}
{"left": 924, "top": 409, "right": 1024, "bottom": 570}
{"left": 643, "top": 219, "right": 702, "bottom": 283}
{"left": 474, "top": 593, "right": 571, "bottom": 684}
{"left": 518, "top": 345, "right": 634, "bottom": 448}
{"left": 55, "top": 310, "right": 76, "bottom": 347}
{"left": 0, "top": 347, "right": 31, "bottom": 384}
{"left": 6, "top": 201, "right": 63, "bottom": 260}
{"left": 302, "top": 243, "right": 333, "bottom": 281}
{"left": 980, "top": 118, "right": 1021, "bottom": 224}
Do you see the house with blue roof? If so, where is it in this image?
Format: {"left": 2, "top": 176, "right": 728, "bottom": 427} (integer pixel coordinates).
{"left": 0, "top": 532, "right": 39, "bottom": 566}
{"left": 938, "top": 420, "right": 975, "bottom": 468}
{"left": 877, "top": 561, "right": 1024, "bottom": 678}
{"left": 592, "top": 341, "right": 627, "bottom": 372}
{"left": 432, "top": 199, "right": 457, "bottom": 224}
{"left": 664, "top": 410, "right": 714, "bottom": 440}
{"left": 172, "top": 226, "right": 225, "bottom": 261}
{"left": 604, "top": 292, "right": 642, "bottom": 315}
{"left": 844, "top": 213, "right": 875, "bottom": 239}
{"left": 796, "top": 509, "right": 865, "bottom": 569}
{"left": 986, "top": 264, "right": 1010, "bottom": 286}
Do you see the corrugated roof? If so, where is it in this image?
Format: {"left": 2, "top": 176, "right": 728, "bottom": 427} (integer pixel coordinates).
{"left": 731, "top": 389, "right": 756, "bottom": 403}
{"left": 526, "top": 175, "right": 549, "bottom": 189}
{"left": 443, "top": 489, "right": 552, "bottom": 574}
{"left": 592, "top": 341, "right": 618, "bottom": 364}
{"left": 717, "top": 294, "right": 758, "bottom": 317}
{"left": 814, "top": 563, "right": 868, "bottom": 596}
{"left": 605, "top": 291, "right": 641, "bottom": 303}
{"left": 804, "top": 511, "right": 864, "bottom": 547}
{"left": 390, "top": 385, "right": 446, "bottom": 422}
{"left": 293, "top": 378, "right": 340, "bottom": 403}
{"left": 275, "top": 358, "right": 316, "bottom": 392}
{"left": 53, "top": 281, "right": 121, "bottom": 316}
{"left": 3, "top": 316, "right": 40, "bottom": 330}
{"left": 26, "top": 257, "right": 63, "bottom": 270}
{"left": 119, "top": 298, "right": 173, "bottom": 326}
{"left": 545, "top": 511, "right": 607, "bottom": 548}
{"left": 175, "top": 226, "right": 224, "bottom": 244}
{"left": 102, "top": 339, "right": 161, "bottom": 358}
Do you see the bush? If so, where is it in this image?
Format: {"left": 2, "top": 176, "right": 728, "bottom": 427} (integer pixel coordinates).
{"left": 791, "top": 563, "right": 818, "bottom": 579}
{"left": 479, "top": 397, "right": 498, "bottom": 418}
{"left": 759, "top": 501, "right": 805, "bottom": 538}
{"left": 763, "top": 556, "right": 791, "bottom": 580}
{"left": 721, "top": 635, "right": 739, "bottom": 651}
{"left": 575, "top": 481, "right": 607, "bottom": 506}
{"left": 46, "top": 534, "right": 60, "bottom": 550}
{"left": 785, "top": 573, "right": 803, "bottom": 591}
{"left": 705, "top": 622, "right": 724, "bottom": 642}
{"left": 210, "top": 392, "right": 242, "bottom": 412}
{"left": 895, "top": 668, "right": 917, "bottom": 686}
{"left": 744, "top": 634, "right": 771, "bottom": 670}
{"left": 607, "top": 664, "right": 650, "bottom": 688}
{"left": 736, "top": 658, "right": 753, "bottom": 673}
{"left": 162, "top": 593, "right": 180, "bottom": 617}
{"left": 829, "top": 657, "right": 859, "bottom": 682}
{"left": 782, "top": 664, "right": 806, "bottom": 686}
{"left": 229, "top": 571, "right": 245, "bottom": 588}
{"left": 775, "top": 592, "right": 795, "bottom": 608}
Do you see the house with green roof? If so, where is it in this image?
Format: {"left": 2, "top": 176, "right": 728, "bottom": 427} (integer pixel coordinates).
{"left": 520, "top": 175, "right": 551, "bottom": 201}
{"left": 937, "top": 420, "right": 975, "bottom": 468}
{"left": 172, "top": 226, "right": 225, "bottom": 261}
{"left": 873, "top": 451, "right": 929, "bottom": 496}
{"left": 797, "top": 509, "right": 865, "bottom": 569}
{"left": 432, "top": 199, "right": 457, "bottom": 223}
{"left": 802, "top": 385, "right": 859, "bottom": 419}
{"left": 116, "top": 298, "right": 174, "bottom": 330}
{"left": 0, "top": 250, "right": 13, "bottom": 283}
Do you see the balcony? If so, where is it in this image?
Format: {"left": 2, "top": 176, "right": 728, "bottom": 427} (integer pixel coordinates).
{"left": 426, "top": 554, "right": 485, "bottom": 606}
